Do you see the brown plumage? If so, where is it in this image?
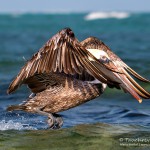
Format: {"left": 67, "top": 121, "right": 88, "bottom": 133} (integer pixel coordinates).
{"left": 7, "top": 28, "right": 150, "bottom": 129}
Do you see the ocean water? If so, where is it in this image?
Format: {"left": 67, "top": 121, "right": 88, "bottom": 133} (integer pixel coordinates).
{"left": 0, "top": 12, "right": 150, "bottom": 149}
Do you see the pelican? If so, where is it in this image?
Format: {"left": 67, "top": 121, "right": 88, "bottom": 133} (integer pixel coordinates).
{"left": 7, "top": 28, "right": 150, "bottom": 129}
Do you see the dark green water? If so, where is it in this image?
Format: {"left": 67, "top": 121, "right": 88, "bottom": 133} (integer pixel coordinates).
{"left": 0, "top": 12, "right": 150, "bottom": 149}
{"left": 1, "top": 123, "right": 150, "bottom": 150}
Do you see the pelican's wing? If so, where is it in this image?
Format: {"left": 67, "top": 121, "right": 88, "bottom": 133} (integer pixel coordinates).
{"left": 8, "top": 29, "right": 116, "bottom": 94}
{"left": 81, "top": 37, "right": 150, "bottom": 102}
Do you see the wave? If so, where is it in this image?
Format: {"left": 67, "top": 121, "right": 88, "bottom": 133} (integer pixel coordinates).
{"left": 85, "top": 11, "right": 130, "bottom": 20}
{"left": 0, "top": 120, "right": 37, "bottom": 130}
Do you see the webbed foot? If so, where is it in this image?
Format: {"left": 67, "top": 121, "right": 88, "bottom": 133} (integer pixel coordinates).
{"left": 47, "top": 114, "right": 63, "bottom": 129}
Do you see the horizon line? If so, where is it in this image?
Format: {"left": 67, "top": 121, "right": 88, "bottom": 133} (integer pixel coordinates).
{"left": 0, "top": 10, "right": 149, "bottom": 15}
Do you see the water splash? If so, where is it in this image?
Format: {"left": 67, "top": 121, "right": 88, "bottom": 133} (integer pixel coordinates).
{"left": 0, "top": 120, "right": 37, "bottom": 130}
{"left": 85, "top": 11, "right": 130, "bottom": 20}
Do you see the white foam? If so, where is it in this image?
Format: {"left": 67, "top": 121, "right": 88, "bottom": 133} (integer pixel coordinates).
{"left": 85, "top": 11, "right": 130, "bottom": 20}
{"left": 0, "top": 120, "right": 37, "bottom": 130}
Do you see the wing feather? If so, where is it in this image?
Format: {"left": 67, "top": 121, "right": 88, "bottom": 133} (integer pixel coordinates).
{"left": 81, "top": 36, "right": 150, "bottom": 102}
{"left": 7, "top": 29, "right": 111, "bottom": 94}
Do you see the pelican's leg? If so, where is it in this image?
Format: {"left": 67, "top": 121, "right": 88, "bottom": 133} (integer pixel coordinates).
{"left": 35, "top": 109, "right": 63, "bottom": 129}
{"left": 35, "top": 109, "right": 56, "bottom": 128}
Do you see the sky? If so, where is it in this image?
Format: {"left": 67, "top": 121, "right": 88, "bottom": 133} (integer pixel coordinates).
{"left": 0, "top": 0, "right": 150, "bottom": 13}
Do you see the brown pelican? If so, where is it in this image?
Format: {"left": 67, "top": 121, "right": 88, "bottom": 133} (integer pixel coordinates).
{"left": 7, "top": 28, "right": 150, "bottom": 129}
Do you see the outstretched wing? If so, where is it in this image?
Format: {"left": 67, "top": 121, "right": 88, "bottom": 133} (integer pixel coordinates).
{"left": 81, "top": 37, "right": 150, "bottom": 102}
{"left": 8, "top": 29, "right": 116, "bottom": 94}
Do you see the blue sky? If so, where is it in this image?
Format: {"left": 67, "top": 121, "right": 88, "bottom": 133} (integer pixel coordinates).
{"left": 0, "top": 0, "right": 150, "bottom": 13}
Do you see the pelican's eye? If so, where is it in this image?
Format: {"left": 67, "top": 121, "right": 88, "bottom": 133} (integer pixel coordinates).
{"left": 100, "top": 56, "right": 110, "bottom": 63}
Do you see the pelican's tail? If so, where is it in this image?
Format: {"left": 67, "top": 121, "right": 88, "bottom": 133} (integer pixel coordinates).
{"left": 7, "top": 105, "right": 26, "bottom": 111}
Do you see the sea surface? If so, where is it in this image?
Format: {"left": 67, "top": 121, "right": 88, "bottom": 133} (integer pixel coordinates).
{"left": 0, "top": 12, "right": 150, "bottom": 149}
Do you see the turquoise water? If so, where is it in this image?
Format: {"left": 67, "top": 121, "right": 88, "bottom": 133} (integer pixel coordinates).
{"left": 0, "top": 12, "right": 150, "bottom": 149}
